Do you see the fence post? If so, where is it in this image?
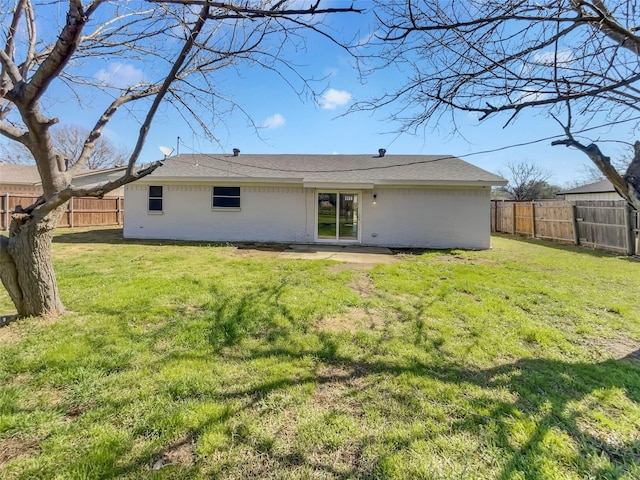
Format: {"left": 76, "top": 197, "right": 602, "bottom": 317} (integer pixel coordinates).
{"left": 3, "top": 192, "right": 8, "bottom": 231}
{"left": 69, "top": 197, "right": 74, "bottom": 228}
{"left": 531, "top": 202, "right": 536, "bottom": 238}
{"left": 636, "top": 208, "right": 640, "bottom": 256}
{"left": 512, "top": 202, "right": 517, "bottom": 234}
{"left": 117, "top": 197, "right": 122, "bottom": 226}
{"left": 624, "top": 204, "right": 635, "bottom": 256}
{"left": 571, "top": 205, "right": 580, "bottom": 246}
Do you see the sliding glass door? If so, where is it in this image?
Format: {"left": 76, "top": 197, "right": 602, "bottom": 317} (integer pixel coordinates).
{"left": 317, "top": 192, "right": 359, "bottom": 242}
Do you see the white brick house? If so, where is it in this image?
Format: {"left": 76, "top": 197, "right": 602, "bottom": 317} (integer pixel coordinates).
{"left": 123, "top": 152, "right": 506, "bottom": 249}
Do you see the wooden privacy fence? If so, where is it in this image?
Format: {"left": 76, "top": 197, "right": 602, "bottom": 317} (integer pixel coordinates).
{"left": 492, "top": 200, "right": 639, "bottom": 255}
{"left": 1, "top": 193, "right": 124, "bottom": 230}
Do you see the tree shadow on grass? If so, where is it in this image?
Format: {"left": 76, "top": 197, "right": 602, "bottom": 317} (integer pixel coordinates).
{"left": 51, "top": 228, "right": 301, "bottom": 255}
{"left": 215, "top": 336, "right": 640, "bottom": 479}
{"left": 43, "top": 336, "right": 639, "bottom": 478}
{"left": 19, "top": 278, "right": 637, "bottom": 479}
{"left": 137, "top": 283, "right": 640, "bottom": 478}
{"left": 52, "top": 227, "right": 231, "bottom": 248}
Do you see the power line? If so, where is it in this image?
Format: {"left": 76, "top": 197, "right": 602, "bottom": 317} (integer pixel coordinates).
{"left": 162, "top": 118, "right": 640, "bottom": 175}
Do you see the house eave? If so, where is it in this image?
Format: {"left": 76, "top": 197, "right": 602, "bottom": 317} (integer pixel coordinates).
{"left": 73, "top": 166, "right": 128, "bottom": 178}
{"left": 374, "top": 179, "right": 507, "bottom": 187}
{"left": 303, "top": 182, "right": 375, "bottom": 189}
{"left": 132, "top": 176, "right": 506, "bottom": 188}
{"left": 134, "top": 176, "right": 304, "bottom": 185}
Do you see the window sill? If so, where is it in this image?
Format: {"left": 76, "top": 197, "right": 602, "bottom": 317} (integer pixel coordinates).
{"left": 147, "top": 211, "right": 164, "bottom": 215}
{"left": 212, "top": 207, "right": 241, "bottom": 212}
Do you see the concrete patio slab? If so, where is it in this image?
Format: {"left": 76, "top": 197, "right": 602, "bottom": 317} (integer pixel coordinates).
{"left": 278, "top": 244, "right": 397, "bottom": 264}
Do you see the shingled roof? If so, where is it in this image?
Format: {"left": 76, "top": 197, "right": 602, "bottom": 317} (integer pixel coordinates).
{"left": 0, "top": 164, "right": 41, "bottom": 185}
{"left": 558, "top": 179, "right": 616, "bottom": 195}
{"left": 143, "top": 153, "right": 506, "bottom": 187}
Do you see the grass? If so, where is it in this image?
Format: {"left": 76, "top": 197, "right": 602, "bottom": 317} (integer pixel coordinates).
{"left": 0, "top": 228, "right": 639, "bottom": 479}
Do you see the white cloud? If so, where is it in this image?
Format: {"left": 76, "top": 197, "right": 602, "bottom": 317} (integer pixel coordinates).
{"left": 95, "top": 63, "right": 145, "bottom": 88}
{"left": 324, "top": 66, "right": 339, "bottom": 78}
{"left": 516, "top": 89, "right": 550, "bottom": 103}
{"left": 262, "top": 113, "right": 286, "bottom": 129}
{"left": 532, "top": 50, "right": 574, "bottom": 67}
{"left": 318, "top": 88, "right": 352, "bottom": 110}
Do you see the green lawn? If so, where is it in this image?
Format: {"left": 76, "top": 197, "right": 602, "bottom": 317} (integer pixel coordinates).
{"left": 1, "top": 230, "right": 639, "bottom": 479}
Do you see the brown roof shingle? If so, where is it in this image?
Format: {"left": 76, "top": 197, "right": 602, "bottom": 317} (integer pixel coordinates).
{"left": 143, "top": 153, "right": 506, "bottom": 186}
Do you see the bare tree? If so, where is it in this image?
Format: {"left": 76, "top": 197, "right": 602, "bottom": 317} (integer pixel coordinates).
{"left": 358, "top": 0, "right": 640, "bottom": 210}
{"left": 51, "top": 125, "right": 129, "bottom": 170}
{"left": 1, "top": 125, "right": 128, "bottom": 169}
{"left": 497, "top": 161, "right": 559, "bottom": 200}
{"left": 0, "top": 0, "right": 359, "bottom": 318}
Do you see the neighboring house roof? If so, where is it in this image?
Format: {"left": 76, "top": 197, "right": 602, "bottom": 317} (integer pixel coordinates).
{"left": 558, "top": 179, "right": 616, "bottom": 195}
{"left": 142, "top": 153, "right": 507, "bottom": 187}
{"left": 72, "top": 165, "right": 127, "bottom": 179}
{"left": 0, "top": 164, "right": 41, "bottom": 185}
{"left": 0, "top": 163, "right": 127, "bottom": 187}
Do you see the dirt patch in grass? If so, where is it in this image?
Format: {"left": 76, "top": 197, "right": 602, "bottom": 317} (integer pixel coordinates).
{"left": 603, "top": 338, "right": 640, "bottom": 363}
{"left": 348, "top": 274, "right": 377, "bottom": 297}
{"left": 316, "top": 273, "right": 390, "bottom": 332}
{"left": 0, "top": 315, "right": 59, "bottom": 343}
{"left": 434, "top": 254, "right": 497, "bottom": 266}
{"left": 315, "top": 307, "right": 387, "bottom": 333}
{"left": 152, "top": 434, "right": 196, "bottom": 471}
{"left": 0, "top": 324, "right": 22, "bottom": 343}
{"left": 582, "top": 336, "right": 640, "bottom": 363}
{"left": 289, "top": 364, "right": 374, "bottom": 477}
{"left": 0, "top": 436, "right": 40, "bottom": 466}
{"left": 312, "top": 364, "right": 369, "bottom": 413}
{"left": 327, "top": 263, "right": 378, "bottom": 273}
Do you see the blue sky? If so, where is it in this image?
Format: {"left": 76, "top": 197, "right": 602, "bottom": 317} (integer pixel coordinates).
{"left": 22, "top": 1, "right": 639, "bottom": 186}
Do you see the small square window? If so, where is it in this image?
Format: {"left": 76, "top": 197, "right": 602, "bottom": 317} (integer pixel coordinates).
{"left": 149, "top": 185, "right": 163, "bottom": 212}
{"left": 212, "top": 186, "right": 240, "bottom": 209}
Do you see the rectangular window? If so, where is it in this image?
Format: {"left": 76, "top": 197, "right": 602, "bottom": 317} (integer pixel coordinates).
{"left": 213, "top": 186, "right": 240, "bottom": 208}
{"left": 148, "top": 185, "right": 163, "bottom": 212}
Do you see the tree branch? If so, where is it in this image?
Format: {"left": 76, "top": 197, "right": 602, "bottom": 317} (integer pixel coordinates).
{"left": 0, "top": 50, "right": 23, "bottom": 89}
{"left": 552, "top": 137, "right": 640, "bottom": 208}
{"left": 31, "top": 161, "right": 162, "bottom": 223}
{"left": 0, "top": 121, "right": 29, "bottom": 145}
{"left": 20, "top": 0, "right": 38, "bottom": 79}
{"left": 124, "top": 3, "right": 210, "bottom": 176}
{"left": 147, "top": 0, "right": 362, "bottom": 17}
{"left": 67, "top": 84, "right": 161, "bottom": 177}
{"left": 571, "top": 0, "right": 640, "bottom": 55}
{"left": 14, "top": 0, "right": 93, "bottom": 106}
{"left": 1, "top": 0, "right": 27, "bottom": 92}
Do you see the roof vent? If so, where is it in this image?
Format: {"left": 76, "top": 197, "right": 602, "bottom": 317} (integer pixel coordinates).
{"left": 233, "top": 148, "right": 240, "bottom": 156}
{"left": 378, "top": 148, "right": 386, "bottom": 157}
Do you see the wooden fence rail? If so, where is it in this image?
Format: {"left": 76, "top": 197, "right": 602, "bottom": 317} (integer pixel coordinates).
{"left": 492, "top": 200, "right": 639, "bottom": 255}
{"left": 1, "top": 194, "right": 124, "bottom": 230}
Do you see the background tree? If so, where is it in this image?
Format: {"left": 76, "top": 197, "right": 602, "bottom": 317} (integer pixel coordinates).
{"left": 0, "top": 125, "right": 128, "bottom": 169}
{"left": 360, "top": 0, "right": 640, "bottom": 210}
{"left": 497, "top": 161, "right": 560, "bottom": 200}
{"left": 0, "top": 0, "right": 358, "bottom": 318}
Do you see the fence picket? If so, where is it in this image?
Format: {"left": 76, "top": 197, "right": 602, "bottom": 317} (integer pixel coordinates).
{"left": 1, "top": 195, "right": 125, "bottom": 230}
{"left": 491, "top": 200, "right": 638, "bottom": 255}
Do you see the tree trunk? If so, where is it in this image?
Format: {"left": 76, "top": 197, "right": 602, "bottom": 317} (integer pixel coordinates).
{"left": 0, "top": 204, "right": 66, "bottom": 317}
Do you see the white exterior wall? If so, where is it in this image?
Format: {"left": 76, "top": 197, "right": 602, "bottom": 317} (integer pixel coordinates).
{"left": 124, "top": 184, "right": 315, "bottom": 243}
{"left": 124, "top": 183, "right": 493, "bottom": 249}
{"left": 359, "top": 186, "right": 492, "bottom": 249}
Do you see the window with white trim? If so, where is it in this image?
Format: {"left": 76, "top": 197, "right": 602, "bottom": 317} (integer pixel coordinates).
{"left": 212, "top": 186, "right": 240, "bottom": 209}
{"left": 148, "top": 185, "right": 163, "bottom": 212}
